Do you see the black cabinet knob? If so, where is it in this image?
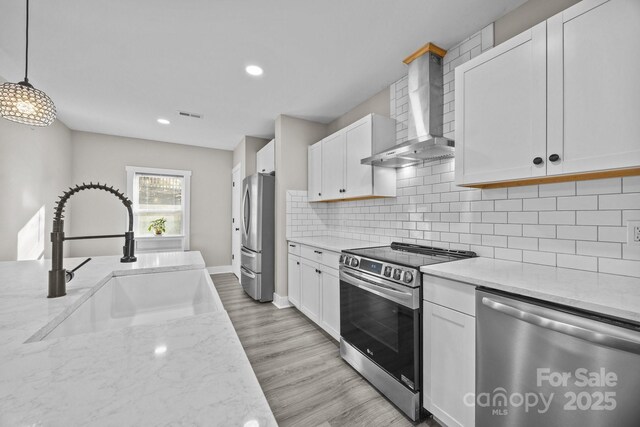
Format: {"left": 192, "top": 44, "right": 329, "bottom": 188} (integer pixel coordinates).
{"left": 235, "top": 228, "right": 240, "bottom": 231}
{"left": 318, "top": 192, "right": 321, "bottom": 196}
{"left": 533, "top": 157, "right": 543, "bottom": 165}
{"left": 549, "top": 154, "right": 560, "bottom": 162}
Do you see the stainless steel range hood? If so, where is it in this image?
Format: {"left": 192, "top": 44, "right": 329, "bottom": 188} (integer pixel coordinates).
{"left": 362, "top": 43, "right": 454, "bottom": 168}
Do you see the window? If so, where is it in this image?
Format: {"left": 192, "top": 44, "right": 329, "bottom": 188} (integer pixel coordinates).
{"left": 126, "top": 166, "right": 191, "bottom": 251}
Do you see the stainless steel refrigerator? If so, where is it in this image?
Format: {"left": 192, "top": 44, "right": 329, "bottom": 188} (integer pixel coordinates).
{"left": 240, "top": 173, "right": 275, "bottom": 302}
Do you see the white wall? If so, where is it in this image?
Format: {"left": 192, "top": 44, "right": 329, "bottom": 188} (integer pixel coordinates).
{"left": 0, "top": 110, "right": 72, "bottom": 261}
{"left": 274, "top": 115, "right": 327, "bottom": 296}
{"left": 69, "top": 131, "right": 233, "bottom": 267}
{"left": 232, "top": 135, "right": 269, "bottom": 178}
{"left": 326, "top": 87, "right": 390, "bottom": 135}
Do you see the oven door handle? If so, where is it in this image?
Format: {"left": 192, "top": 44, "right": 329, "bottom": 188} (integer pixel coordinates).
{"left": 341, "top": 269, "right": 418, "bottom": 309}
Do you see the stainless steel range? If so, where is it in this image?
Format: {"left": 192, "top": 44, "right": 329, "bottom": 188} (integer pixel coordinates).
{"left": 339, "top": 242, "right": 476, "bottom": 421}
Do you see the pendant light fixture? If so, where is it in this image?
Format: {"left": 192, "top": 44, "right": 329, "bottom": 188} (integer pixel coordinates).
{"left": 0, "top": 0, "right": 56, "bottom": 127}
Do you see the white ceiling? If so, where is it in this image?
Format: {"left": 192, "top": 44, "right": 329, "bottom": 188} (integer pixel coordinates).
{"left": 0, "top": 0, "right": 526, "bottom": 150}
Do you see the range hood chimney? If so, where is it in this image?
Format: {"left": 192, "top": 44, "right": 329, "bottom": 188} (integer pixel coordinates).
{"left": 362, "top": 43, "right": 454, "bottom": 168}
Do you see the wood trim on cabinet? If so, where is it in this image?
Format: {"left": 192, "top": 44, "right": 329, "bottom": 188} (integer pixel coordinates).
{"left": 460, "top": 167, "right": 640, "bottom": 189}
{"left": 403, "top": 42, "right": 447, "bottom": 64}
{"left": 309, "top": 195, "right": 390, "bottom": 203}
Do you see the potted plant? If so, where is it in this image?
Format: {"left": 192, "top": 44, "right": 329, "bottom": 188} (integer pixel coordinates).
{"left": 148, "top": 217, "right": 167, "bottom": 236}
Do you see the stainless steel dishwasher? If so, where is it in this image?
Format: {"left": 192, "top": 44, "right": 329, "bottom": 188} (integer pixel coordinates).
{"left": 476, "top": 288, "right": 640, "bottom": 427}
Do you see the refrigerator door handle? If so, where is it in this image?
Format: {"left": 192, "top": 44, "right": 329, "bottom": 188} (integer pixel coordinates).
{"left": 241, "top": 267, "right": 256, "bottom": 279}
{"left": 241, "top": 247, "right": 256, "bottom": 257}
{"left": 482, "top": 297, "right": 640, "bottom": 354}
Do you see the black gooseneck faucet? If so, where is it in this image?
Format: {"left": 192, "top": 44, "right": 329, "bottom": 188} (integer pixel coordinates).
{"left": 48, "top": 182, "right": 137, "bottom": 298}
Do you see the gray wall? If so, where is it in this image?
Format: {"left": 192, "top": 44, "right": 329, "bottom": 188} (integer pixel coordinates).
{"left": 326, "top": 87, "right": 391, "bottom": 135}
{"left": 232, "top": 135, "right": 270, "bottom": 178}
{"left": 68, "top": 131, "right": 233, "bottom": 267}
{"left": 274, "top": 115, "right": 327, "bottom": 296}
{"left": 0, "top": 115, "right": 72, "bottom": 261}
{"left": 494, "top": 0, "right": 581, "bottom": 45}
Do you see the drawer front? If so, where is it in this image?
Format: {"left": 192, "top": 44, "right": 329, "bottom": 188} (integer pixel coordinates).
{"left": 288, "top": 241, "right": 301, "bottom": 256}
{"left": 241, "top": 247, "right": 261, "bottom": 272}
{"left": 321, "top": 250, "right": 341, "bottom": 269}
{"left": 423, "top": 274, "right": 476, "bottom": 317}
{"left": 301, "top": 245, "right": 324, "bottom": 263}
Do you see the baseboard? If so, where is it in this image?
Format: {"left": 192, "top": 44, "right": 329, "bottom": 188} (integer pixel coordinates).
{"left": 207, "top": 265, "right": 233, "bottom": 274}
{"left": 272, "top": 293, "right": 293, "bottom": 309}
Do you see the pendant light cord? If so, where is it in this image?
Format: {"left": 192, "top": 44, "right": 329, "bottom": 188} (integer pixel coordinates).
{"left": 24, "top": 0, "right": 29, "bottom": 82}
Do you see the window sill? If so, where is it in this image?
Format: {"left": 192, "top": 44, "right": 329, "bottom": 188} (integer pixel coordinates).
{"left": 136, "top": 235, "right": 185, "bottom": 240}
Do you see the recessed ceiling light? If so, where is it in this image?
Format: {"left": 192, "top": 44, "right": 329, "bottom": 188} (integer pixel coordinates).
{"left": 245, "top": 65, "right": 263, "bottom": 76}
{"left": 157, "top": 118, "right": 170, "bottom": 125}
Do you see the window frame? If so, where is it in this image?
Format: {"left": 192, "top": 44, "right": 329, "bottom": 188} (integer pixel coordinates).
{"left": 126, "top": 166, "right": 192, "bottom": 251}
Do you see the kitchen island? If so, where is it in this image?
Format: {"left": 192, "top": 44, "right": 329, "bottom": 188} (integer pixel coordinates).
{"left": 0, "top": 252, "right": 276, "bottom": 427}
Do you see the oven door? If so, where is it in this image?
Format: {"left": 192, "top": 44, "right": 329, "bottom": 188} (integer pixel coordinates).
{"left": 340, "top": 267, "right": 420, "bottom": 391}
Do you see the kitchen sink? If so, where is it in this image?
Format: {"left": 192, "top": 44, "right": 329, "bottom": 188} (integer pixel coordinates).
{"left": 41, "top": 269, "right": 223, "bottom": 341}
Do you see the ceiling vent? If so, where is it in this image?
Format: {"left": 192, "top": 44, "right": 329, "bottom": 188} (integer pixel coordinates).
{"left": 178, "top": 111, "right": 203, "bottom": 119}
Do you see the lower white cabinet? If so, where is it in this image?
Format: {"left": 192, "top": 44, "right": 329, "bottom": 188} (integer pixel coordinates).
{"left": 423, "top": 275, "right": 476, "bottom": 427}
{"left": 320, "top": 267, "right": 340, "bottom": 339}
{"left": 300, "top": 259, "right": 321, "bottom": 323}
{"left": 287, "top": 241, "right": 341, "bottom": 340}
{"left": 287, "top": 254, "right": 301, "bottom": 308}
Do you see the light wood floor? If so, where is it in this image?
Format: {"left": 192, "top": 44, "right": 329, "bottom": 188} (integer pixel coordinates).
{"left": 212, "top": 273, "right": 440, "bottom": 427}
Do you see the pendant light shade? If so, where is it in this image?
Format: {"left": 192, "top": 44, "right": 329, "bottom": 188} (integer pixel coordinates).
{"left": 0, "top": 80, "right": 56, "bottom": 126}
{"left": 0, "top": 0, "right": 56, "bottom": 127}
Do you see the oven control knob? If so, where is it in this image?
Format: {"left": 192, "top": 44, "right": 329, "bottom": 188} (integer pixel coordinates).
{"left": 339, "top": 254, "right": 346, "bottom": 264}
{"left": 403, "top": 272, "right": 414, "bottom": 283}
{"left": 384, "top": 266, "right": 392, "bottom": 277}
{"left": 344, "top": 256, "right": 351, "bottom": 265}
{"left": 393, "top": 269, "right": 402, "bottom": 281}
{"left": 351, "top": 258, "right": 359, "bottom": 267}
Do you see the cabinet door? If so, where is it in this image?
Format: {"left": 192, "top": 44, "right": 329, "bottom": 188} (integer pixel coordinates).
{"left": 257, "top": 140, "right": 275, "bottom": 174}
{"left": 321, "top": 131, "right": 346, "bottom": 200}
{"left": 287, "top": 254, "right": 301, "bottom": 308}
{"left": 320, "top": 267, "right": 340, "bottom": 340}
{"left": 344, "top": 120, "right": 373, "bottom": 198}
{"left": 455, "top": 22, "right": 547, "bottom": 186}
{"left": 300, "top": 259, "right": 321, "bottom": 323}
{"left": 547, "top": 0, "right": 640, "bottom": 175}
{"left": 308, "top": 142, "right": 323, "bottom": 202}
{"left": 423, "top": 301, "right": 475, "bottom": 427}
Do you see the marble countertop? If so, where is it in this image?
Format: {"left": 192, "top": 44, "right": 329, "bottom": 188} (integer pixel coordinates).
{"left": 0, "top": 252, "right": 277, "bottom": 427}
{"left": 421, "top": 257, "right": 640, "bottom": 324}
{"left": 287, "top": 235, "right": 377, "bottom": 253}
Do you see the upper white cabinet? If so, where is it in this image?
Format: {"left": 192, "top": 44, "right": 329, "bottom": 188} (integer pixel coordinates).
{"left": 547, "top": 0, "right": 640, "bottom": 175}
{"left": 455, "top": 22, "right": 547, "bottom": 185}
{"left": 456, "top": 0, "right": 640, "bottom": 187}
{"left": 256, "top": 139, "right": 275, "bottom": 174}
{"left": 307, "top": 142, "right": 323, "bottom": 202}
{"left": 310, "top": 114, "right": 396, "bottom": 202}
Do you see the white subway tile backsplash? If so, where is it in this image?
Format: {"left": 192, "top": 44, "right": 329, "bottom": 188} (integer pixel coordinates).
{"left": 576, "top": 210, "right": 621, "bottom": 226}
{"left": 576, "top": 178, "right": 621, "bottom": 195}
{"left": 557, "top": 195, "right": 598, "bottom": 211}
{"left": 599, "top": 193, "right": 640, "bottom": 210}
{"left": 598, "top": 258, "right": 640, "bottom": 277}
{"left": 286, "top": 26, "right": 640, "bottom": 279}
{"left": 577, "top": 241, "right": 621, "bottom": 258}
{"left": 557, "top": 254, "right": 598, "bottom": 272}
{"left": 557, "top": 225, "right": 598, "bottom": 241}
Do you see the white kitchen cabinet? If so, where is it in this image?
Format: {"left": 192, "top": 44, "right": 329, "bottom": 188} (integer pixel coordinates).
{"left": 320, "top": 267, "right": 340, "bottom": 340}
{"left": 307, "top": 143, "right": 323, "bottom": 202}
{"left": 300, "top": 258, "right": 321, "bottom": 323}
{"left": 311, "top": 114, "right": 396, "bottom": 202}
{"left": 455, "top": 22, "right": 547, "bottom": 186}
{"left": 423, "top": 275, "right": 476, "bottom": 427}
{"left": 321, "top": 131, "right": 346, "bottom": 201}
{"left": 546, "top": 0, "right": 640, "bottom": 175}
{"left": 456, "top": 0, "right": 640, "bottom": 188}
{"left": 256, "top": 139, "right": 275, "bottom": 174}
{"left": 287, "top": 254, "right": 301, "bottom": 308}
{"left": 287, "top": 241, "right": 341, "bottom": 340}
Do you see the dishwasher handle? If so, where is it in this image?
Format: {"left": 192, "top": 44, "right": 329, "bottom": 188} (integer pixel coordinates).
{"left": 482, "top": 297, "right": 640, "bottom": 355}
